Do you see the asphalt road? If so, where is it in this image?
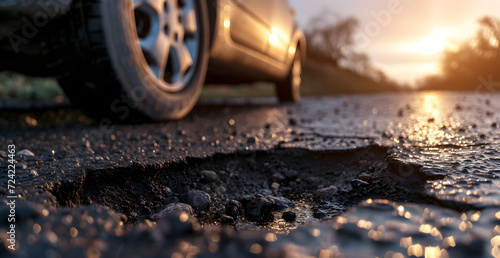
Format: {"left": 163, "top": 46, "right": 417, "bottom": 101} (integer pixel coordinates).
{"left": 1, "top": 92, "right": 500, "bottom": 257}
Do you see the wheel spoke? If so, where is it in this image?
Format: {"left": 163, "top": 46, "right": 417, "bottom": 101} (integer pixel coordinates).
{"left": 171, "top": 43, "right": 193, "bottom": 83}
{"left": 183, "top": 9, "right": 197, "bottom": 36}
{"left": 132, "top": 0, "right": 199, "bottom": 92}
{"left": 140, "top": 33, "right": 170, "bottom": 79}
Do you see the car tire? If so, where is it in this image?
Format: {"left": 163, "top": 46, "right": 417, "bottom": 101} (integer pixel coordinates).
{"left": 59, "top": 0, "right": 209, "bottom": 122}
{"left": 276, "top": 46, "right": 302, "bottom": 102}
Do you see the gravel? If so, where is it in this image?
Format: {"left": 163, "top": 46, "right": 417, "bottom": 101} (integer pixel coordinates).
{"left": 225, "top": 200, "right": 242, "bottom": 219}
{"left": 283, "top": 169, "right": 298, "bottom": 180}
{"left": 351, "top": 179, "right": 370, "bottom": 189}
{"left": 244, "top": 196, "right": 275, "bottom": 223}
{"left": 150, "top": 203, "right": 193, "bottom": 221}
{"left": 184, "top": 190, "right": 211, "bottom": 211}
{"left": 358, "top": 172, "right": 373, "bottom": 183}
{"left": 18, "top": 149, "right": 35, "bottom": 157}
{"left": 200, "top": 170, "right": 217, "bottom": 183}
{"left": 220, "top": 214, "right": 235, "bottom": 224}
{"left": 282, "top": 211, "right": 297, "bottom": 222}
{"left": 270, "top": 196, "right": 295, "bottom": 210}
{"left": 313, "top": 185, "right": 338, "bottom": 200}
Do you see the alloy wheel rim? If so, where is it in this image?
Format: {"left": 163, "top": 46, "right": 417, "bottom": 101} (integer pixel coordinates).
{"left": 132, "top": 0, "right": 200, "bottom": 93}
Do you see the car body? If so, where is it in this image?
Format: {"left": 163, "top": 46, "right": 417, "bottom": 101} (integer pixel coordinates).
{"left": 0, "top": 0, "right": 306, "bottom": 121}
{"left": 206, "top": 0, "right": 305, "bottom": 84}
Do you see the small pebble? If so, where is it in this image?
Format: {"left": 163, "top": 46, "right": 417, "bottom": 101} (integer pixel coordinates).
{"left": 165, "top": 197, "right": 179, "bottom": 205}
{"left": 351, "top": 179, "right": 369, "bottom": 189}
{"left": 247, "top": 136, "right": 257, "bottom": 144}
{"left": 305, "top": 176, "right": 321, "bottom": 184}
{"left": 54, "top": 150, "right": 68, "bottom": 159}
{"left": 244, "top": 197, "right": 275, "bottom": 223}
{"left": 358, "top": 173, "right": 373, "bottom": 183}
{"left": 226, "top": 200, "right": 242, "bottom": 219}
{"left": 164, "top": 187, "right": 173, "bottom": 196}
{"left": 259, "top": 189, "right": 273, "bottom": 196}
{"left": 283, "top": 170, "right": 298, "bottom": 180}
{"left": 129, "top": 134, "right": 140, "bottom": 141}
{"left": 272, "top": 173, "right": 285, "bottom": 182}
{"left": 271, "top": 197, "right": 295, "bottom": 210}
{"left": 185, "top": 190, "right": 211, "bottom": 211}
{"left": 282, "top": 211, "right": 297, "bottom": 222}
{"left": 220, "top": 214, "right": 235, "bottom": 224}
{"left": 18, "top": 149, "right": 35, "bottom": 157}
{"left": 216, "top": 186, "right": 227, "bottom": 193}
{"left": 314, "top": 186, "right": 338, "bottom": 200}
{"left": 200, "top": 170, "right": 217, "bottom": 183}
{"left": 313, "top": 211, "right": 326, "bottom": 219}
{"left": 150, "top": 203, "right": 193, "bottom": 221}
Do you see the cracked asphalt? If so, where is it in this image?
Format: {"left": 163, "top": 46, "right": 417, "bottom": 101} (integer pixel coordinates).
{"left": 1, "top": 92, "right": 500, "bottom": 258}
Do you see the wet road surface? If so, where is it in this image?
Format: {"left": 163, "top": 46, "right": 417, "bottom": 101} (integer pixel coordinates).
{"left": 1, "top": 91, "right": 500, "bottom": 257}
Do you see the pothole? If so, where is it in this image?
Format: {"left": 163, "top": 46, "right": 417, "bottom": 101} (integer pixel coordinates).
{"left": 48, "top": 145, "right": 449, "bottom": 232}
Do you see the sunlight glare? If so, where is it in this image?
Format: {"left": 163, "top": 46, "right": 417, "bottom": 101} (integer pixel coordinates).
{"left": 412, "top": 31, "right": 450, "bottom": 55}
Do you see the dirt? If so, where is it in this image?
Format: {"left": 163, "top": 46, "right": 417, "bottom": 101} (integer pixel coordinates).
{"left": 47, "top": 144, "right": 450, "bottom": 232}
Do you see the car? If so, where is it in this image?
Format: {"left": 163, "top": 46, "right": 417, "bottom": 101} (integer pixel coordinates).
{"left": 0, "top": 0, "right": 306, "bottom": 122}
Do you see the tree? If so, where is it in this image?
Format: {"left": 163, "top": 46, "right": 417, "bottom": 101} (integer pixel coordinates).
{"left": 421, "top": 16, "right": 500, "bottom": 91}
{"left": 342, "top": 52, "right": 370, "bottom": 75}
{"left": 476, "top": 17, "right": 500, "bottom": 58}
{"left": 304, "top": 11, "right": 400, "bottom": 92}
{"left": 306, "top": 13, "right": 359, "bottom": 67}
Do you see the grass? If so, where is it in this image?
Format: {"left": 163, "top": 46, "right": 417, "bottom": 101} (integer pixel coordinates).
{"left": 0, "top": 56, "right": 399, "bottom": 103}
{"left": 200, "top": 83, "right": 276, "bottom": 99}
{"left": 301, "top": 57, "right": 398, "bottom": 95}
{"left": 0, "top": 72, "right": 64, "bottom": 103}
{"left": 201, "top": 56, "right": 399, "bottom": 99}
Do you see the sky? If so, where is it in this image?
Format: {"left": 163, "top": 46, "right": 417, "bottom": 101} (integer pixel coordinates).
{"left": 288, "top": 0, "right": 500, "bottom": 86}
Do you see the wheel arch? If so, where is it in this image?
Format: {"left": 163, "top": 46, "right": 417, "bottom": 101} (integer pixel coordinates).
{"left": 291, "top": 27, "right": 307, "bottom": 68}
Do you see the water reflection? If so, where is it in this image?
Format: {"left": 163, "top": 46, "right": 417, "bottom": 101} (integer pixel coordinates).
{"left": 304, "top": 199, "right": 500, "bottom": 258}
{"left": 374, "top": 92, "right": 500, "bottom": 210}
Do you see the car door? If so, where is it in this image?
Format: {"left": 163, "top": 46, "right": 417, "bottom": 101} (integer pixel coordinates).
{"left": 229, "top": 0, "right": 272, "bottom": 55}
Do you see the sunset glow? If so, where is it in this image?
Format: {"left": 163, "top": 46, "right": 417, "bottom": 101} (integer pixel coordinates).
{"left": 290, "top": 0, "right": 500, "bottom": 85}
{"left": 411, "top": 31, "right": 450, "bottom": 55}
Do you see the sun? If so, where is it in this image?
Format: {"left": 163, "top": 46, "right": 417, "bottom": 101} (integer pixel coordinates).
{"left": 412, "top": 30, "right": 450, "bottom": 55}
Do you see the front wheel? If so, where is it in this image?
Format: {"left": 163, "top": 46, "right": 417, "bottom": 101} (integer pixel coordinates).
{"left": 276, "top": 46, "right": 302, "bottom": 102}
{"left": 60, "top": 0, "right": 210, "bottom": 122}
